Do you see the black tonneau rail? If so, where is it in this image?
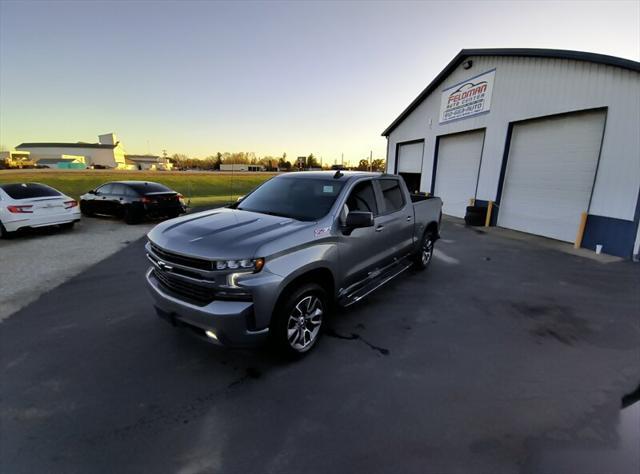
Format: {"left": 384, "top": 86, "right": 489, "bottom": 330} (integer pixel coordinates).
{"left": 410, "top": 193, "right": 437, "bottom": 203}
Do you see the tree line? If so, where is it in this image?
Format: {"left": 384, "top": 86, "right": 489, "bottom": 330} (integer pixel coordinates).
{"left": 169, "top": 152, "right": 386, "bottom": 172}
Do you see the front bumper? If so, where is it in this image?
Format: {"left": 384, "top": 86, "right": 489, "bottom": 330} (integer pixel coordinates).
{"left": 145, "top": 268, "right": 269, "bottom": 347}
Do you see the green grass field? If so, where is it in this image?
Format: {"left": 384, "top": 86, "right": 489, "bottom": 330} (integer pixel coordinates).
{"left": 0, "top": 170, "right": 274, "bottom": 207}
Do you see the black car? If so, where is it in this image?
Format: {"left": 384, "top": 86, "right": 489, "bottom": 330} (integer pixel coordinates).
{"left": 80, "top": 181, "right": 186, "bottom": 224}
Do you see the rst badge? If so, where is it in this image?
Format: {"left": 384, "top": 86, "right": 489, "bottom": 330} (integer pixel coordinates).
{"left": 314, "top": 226, "right": 331, "bottom": 238}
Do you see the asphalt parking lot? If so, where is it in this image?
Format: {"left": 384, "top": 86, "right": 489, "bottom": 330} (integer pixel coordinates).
{"left": 0, "top": 216, "right": 154, "bottom": 321}
{"left": 1, "top": 219, "right": 638, "bottom": 474}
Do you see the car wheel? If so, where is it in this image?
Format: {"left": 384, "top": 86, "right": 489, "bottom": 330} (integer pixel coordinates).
{"left": 124, "top": 206, "right": 142, "bottom": 225}
{"left": 0, "top": 221, "right": 14, "bottom": 239}
{"left": 414, "top": 230, "right": 435, "bottom": 270}
{"left": 80, "top": 202, "right": 94, "bottom": 217}
{"left": 271, "top": 283, "right": 327, "bottom": 358}
{"left": 60, "top": 222, "right": 75, "bottom": 230}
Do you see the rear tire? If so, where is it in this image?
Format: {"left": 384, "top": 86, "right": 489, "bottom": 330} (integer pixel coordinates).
{"left": 0, "top": 221, "right": 14, "bottom": 239}
{"left": 270, "top": 283, "right": 327, "bottom": 359}
{"left": 414, "top": 230, "right": 435, "bottom": 270}
{"left": 124, "top": 207, "right": 142, "bottom": 225}
{"left": 60, "top": 222, "right": 75, "bottom": 230}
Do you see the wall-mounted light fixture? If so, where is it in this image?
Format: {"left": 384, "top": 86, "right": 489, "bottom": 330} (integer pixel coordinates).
{"left": 462, "top": 60, "right": 473, "bottom": 70}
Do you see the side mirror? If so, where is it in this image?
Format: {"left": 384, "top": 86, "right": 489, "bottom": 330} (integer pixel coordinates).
{"left": 236, "top": 195, "right": 244, "bottom": 202}
{"left": 88, "top": 189, "right": 97, "bottom": 195}
{"left": 345, "top": 211, "right": 374, "bottom": 230}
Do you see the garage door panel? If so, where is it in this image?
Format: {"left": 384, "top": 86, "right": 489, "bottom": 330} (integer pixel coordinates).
{"left": 434, "top": 130, "right": 485, "bottom": 218}
{"left": 397, "top": 142, "right": 424, "bottom": 174}
{"left": 498, "top": 110, "right": 605, "bottom": 242}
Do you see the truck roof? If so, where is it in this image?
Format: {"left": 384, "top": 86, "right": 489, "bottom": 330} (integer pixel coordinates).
{"left": 277, "top": 171, "right": 387, "bottom": 181}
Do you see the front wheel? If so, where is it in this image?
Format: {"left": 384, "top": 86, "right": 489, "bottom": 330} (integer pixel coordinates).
{"left": 80, "top": 201, "right": 94, "bottom": 217}
{"left": 271, "top": 283, "right": 327, "bottom": 358}
{"left": 414, "top": 231, "right": 435, "bottom": 270}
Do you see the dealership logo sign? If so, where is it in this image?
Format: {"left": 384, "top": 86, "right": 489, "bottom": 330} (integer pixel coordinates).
{"left": 439, "top": 69, "right": 495, "bottom": 124}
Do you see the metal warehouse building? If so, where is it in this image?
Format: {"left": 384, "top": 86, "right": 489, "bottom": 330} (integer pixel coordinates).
{"left": 383, "top": 49, "right": 640, "bottom": 259}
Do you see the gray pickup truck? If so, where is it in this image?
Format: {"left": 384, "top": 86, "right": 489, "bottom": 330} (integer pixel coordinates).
{"left": 145, "top": 171, "right": 442, "bottom": 357}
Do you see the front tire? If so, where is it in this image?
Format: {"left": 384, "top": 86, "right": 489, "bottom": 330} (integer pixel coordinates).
{"left": 414, "top": 230, "right": 435, "bottom": 270}
{"left": 80, "top": 201, "right": 94, "bottom": 217}
{"left": 271, "top": 283, "right": 327, "bottom": 358}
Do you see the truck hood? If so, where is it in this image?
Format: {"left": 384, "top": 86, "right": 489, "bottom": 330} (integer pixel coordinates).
{"left": 147, "top": 208, "right": 314, "bottom": 260}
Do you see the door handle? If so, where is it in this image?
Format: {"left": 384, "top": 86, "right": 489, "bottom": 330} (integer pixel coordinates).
{"left": 375, "top": 225, "right": 384, "bottom": 232}
{"left": 406, "top": 216, "right": 412, "bottom": 221}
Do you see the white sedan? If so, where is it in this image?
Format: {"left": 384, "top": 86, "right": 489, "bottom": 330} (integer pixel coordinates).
{"left": 0, "top": 182, "right": 81, "bottom": 237}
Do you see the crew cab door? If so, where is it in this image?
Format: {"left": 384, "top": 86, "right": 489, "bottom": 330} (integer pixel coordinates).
{"left": 373, "top": 177, "right": 415, "bottom": 261}
{"left": 336, "top": 178, "right": 387, "bottom": 287}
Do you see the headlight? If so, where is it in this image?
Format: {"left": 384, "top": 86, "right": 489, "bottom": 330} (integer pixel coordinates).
{"left": 215, "top": 257, "right": 264, "bottom": 272}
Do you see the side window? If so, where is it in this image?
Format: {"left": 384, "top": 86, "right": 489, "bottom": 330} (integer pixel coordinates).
{"left": 123, "top": 186, "right": 138, "bottom": 197}
{"left": 96, "top": 183, "right": 113, "bottom": 195}
{"left": 111, "top": 184, "right": 126, "bottom": 195}
{"left": 345, "top": 180, "right": 378, "bottom": 215}
{"left": 379, "top": 179, "right": 405, "bottom": 213}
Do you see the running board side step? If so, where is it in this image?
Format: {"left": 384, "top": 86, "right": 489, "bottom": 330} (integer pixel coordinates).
{"left": 338, "top": 259, "right": 414, "bottom": 307}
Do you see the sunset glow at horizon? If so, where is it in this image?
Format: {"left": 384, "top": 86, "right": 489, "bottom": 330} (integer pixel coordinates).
{"left": 1, "top": 1, "right": 638, "bottom": 165}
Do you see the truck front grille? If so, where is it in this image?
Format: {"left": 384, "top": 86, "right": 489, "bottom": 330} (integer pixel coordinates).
{"left": 150, "top": 243, "right": 214, "bottom": 271}
{"left": 153, "top": 269, "right": 213, "bottom": 305}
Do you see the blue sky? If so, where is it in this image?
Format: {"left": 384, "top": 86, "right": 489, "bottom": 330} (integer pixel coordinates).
{"left": 1, "top": 0, "right": 638, "bottom": 164}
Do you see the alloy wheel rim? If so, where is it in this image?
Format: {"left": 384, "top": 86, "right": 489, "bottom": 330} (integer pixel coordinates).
{"left": 422, "top": 239, "right": 433, "bottom": 265}
{"left": 287, "top": 295, "right": 323, "bottom": 351}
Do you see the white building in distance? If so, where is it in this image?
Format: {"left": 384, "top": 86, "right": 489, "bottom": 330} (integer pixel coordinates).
{"left": 16, "top": 133, "right": 127, "bottom": 168}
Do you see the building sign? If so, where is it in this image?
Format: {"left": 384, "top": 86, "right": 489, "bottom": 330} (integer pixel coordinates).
{"left": 439, "top": 69, "right": 495, "bottom": 124}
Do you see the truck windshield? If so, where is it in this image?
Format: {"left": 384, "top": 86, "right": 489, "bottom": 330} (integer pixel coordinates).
{"left": 237, "top": 177, "right": 345, "bottom": 221}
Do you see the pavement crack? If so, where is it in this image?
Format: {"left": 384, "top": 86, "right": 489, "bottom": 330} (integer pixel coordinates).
{"left": 325, "top": 328, "right": 390, "bottom": 356}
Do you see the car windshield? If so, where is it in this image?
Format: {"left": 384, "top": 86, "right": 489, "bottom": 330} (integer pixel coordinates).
{"left": 0, "top": 183, "right": 61, "bottom": 199}
{"left": 127, "top": 182, "right": 172, "bottom": 194}
{"left": 237, "top": 176, "right": 345, "bottom": 221}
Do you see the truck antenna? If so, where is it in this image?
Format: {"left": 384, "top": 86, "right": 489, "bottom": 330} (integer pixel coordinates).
{"left": 333, "top": 169, "right": 343, "bottom": 179}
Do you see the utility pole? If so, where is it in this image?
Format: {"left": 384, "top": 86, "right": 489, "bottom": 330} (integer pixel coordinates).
{"left": 369, "top": 150, "right": 373, "bottom": 172}
{"left": 341, "top": 153, "right": 344, "bottom": 167}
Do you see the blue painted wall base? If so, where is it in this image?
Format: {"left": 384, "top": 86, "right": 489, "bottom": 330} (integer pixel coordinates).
{"left": 582, "top": 215, "right": 637, "bottom": 259}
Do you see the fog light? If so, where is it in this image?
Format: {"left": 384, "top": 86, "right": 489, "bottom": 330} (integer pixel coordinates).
{"left": 205, "top": 330, "right": 218, "bottom": 341}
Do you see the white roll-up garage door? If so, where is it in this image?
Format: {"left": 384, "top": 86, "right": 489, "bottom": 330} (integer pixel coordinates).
{"left": 397, "top": 141, "right": 424, "bottom": 173}
{"left": 498, "top": 110, "right": 605, "bottom": 243}
{"left": 434, "top": 130, "right": 485, "bottom": 218}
